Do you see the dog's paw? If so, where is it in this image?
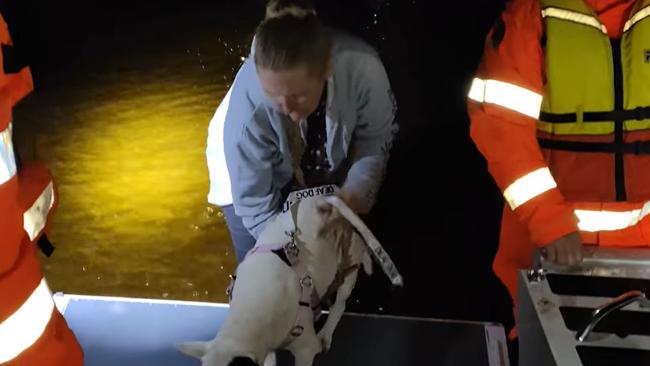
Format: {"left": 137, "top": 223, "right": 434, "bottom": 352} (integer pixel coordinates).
{"left": 263, "top": 352, "right": 277, "bottom": 366}
{"left": 318, "top": 330, "right": 333, "bottom": 353}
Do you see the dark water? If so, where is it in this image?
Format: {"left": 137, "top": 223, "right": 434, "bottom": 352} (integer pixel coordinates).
{"left": 11, "top": 4, "right": 258, "bottom": 302}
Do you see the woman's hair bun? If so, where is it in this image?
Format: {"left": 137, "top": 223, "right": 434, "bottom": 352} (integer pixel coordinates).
{"left": 265, "top": 0, "right": 317, "bottom": 21}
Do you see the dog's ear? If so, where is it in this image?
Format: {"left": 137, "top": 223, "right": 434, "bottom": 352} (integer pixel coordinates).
{"left": 176, "top": 341, "right": 209, "bottom": 359}
{"left": 228, "top": 356, "right": 260, "bottom": 366}
{"left": 315, "top": 198, "right": 345, "bottom": 234}
{"left": 315, "top": 198, "right": 334, "bottom": 217}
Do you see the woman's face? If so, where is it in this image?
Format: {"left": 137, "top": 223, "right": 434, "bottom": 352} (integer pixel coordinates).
{"left": 258, "top": 65, "right": 328, "bottom": 122}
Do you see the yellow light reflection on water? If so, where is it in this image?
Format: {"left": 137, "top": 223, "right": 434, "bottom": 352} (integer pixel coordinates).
{"left": 15, "top": 77, "right": 236, "bottom": 303}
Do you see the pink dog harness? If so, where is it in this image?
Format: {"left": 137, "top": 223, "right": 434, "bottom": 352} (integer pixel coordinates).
{"left": 227, "top": 234, "right": 322, "bottom": 345}
{"left": 226, "top": 190, "right": 404, "bottom": 347}
{"left": 256, "top": 238, "right": 321, "bottom": 335}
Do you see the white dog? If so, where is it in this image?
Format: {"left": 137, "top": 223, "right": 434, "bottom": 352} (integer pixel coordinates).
{"left": 177, "top": 196, "right": 374, "bottom": 366}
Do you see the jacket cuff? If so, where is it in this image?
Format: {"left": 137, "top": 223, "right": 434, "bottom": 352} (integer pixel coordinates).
{"left": 516, "top": 189, "right": 579, "bottom": 246}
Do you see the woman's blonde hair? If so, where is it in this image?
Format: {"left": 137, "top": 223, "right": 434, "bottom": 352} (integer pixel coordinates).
{"left": 254, "top": 0, "right": 332, "bottom": 75}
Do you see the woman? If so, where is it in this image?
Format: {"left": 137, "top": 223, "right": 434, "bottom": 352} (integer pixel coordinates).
{"left": 206, "top": 0, "right": 397, "bottom": 262}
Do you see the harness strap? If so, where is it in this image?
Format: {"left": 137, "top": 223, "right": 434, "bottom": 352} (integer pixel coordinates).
{"left": 322, "top": 264, "right": 361, "bottom": 307}
{"left": 227, "top": 235, "right": 322, "bottom": 346}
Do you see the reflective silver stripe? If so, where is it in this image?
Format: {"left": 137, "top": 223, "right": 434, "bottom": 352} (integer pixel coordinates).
{"left": 576, "top": 201, "right": 650, "bottom": 232}
{"left": 23, "top": 181, "right": 55, "bottom": 241}
{"left": 504, "top": 168, "right": 558, "bottom": 210}
{"left": 0, "top": 279, "right": 55, "bottom": 363}
{"left": 542, "top": 7, "right": 608, "bottom": 34}
{"left": 0, "top": 122, "right": 17, "bottom": 185}
{"left": 624, "top": 5, "right": 650, "bottom": 33}
{"left": 468, "top": 78, "right": 543, "bottom": 119}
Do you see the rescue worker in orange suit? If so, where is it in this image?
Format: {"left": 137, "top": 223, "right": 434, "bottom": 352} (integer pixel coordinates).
{"left": 0, "top": 12, "right": 84, "bottom": 365}
{"left": 468, "top": 0, "right": 650, "bottom": 339}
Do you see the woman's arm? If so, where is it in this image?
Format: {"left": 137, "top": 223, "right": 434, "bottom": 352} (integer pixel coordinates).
{"left": 342, "top": 55, "right": 398, "bottom": 213}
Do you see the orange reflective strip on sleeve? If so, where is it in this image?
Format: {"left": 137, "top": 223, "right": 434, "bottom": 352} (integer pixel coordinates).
{"left": 503, "top": 167, "right": 558, "bottom": 210}
{"left": 0, "top": 279, "right": 55, "bottom": 363}
{"left": 576, "top": 200, "right": 650, "bottom": 232}
{"left": 469, "top": 78, "right": 543, "bottom": 119}
{"left": 0, "top": 122, "right": 16, "bottom": 184}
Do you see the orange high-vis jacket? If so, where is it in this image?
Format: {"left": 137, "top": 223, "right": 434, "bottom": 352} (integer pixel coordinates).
{"left": 0, "top": 13, "right": 84, "bottom": 365}
{"left": 468, "top": 0, "right": 650, "bottom": 307}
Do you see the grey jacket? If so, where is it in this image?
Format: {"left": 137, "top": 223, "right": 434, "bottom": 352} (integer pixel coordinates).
{"left": 223, "top": 30, "right": 398, "bottom": 238}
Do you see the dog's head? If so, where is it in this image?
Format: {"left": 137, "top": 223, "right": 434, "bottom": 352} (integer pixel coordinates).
{"left": 295, "top": 197, "right": 350, "bottom": 241}
{"left": 294, "top": 196, "right": 372, "bottom": 274}
{"left": 176, "top": 341, "right": 260, "bottom": 366}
